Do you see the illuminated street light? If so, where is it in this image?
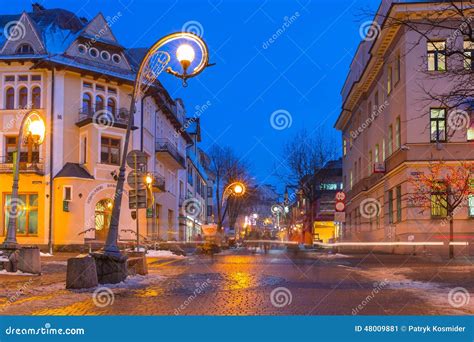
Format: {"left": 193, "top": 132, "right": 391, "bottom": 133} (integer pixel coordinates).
{"left": 104, "top": 32, "right": 212, "bottom": 257}
{"left": 3, "top": 111, "right": 45, "bottom": 249}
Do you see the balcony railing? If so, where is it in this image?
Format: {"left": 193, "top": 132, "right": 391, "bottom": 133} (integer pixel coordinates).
{"left": 155, "top": 138, "right": 186, "bottom": 168}
{"left": 77, "top": 107, "right": 130, "bottom": 128}
{"left": 149, "top": 172, "right": 166, "bottom": 192}
{"left": 0, "top": 156, "right": 44, "bottom": 174}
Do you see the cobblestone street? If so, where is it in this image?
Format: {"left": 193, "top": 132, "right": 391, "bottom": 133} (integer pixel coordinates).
{"left": 1, "top": 249, "right": 473, "bottom": 316}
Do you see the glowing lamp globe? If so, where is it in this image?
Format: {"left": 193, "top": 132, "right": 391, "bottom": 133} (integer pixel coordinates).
{"left": 176, "top": 44, "right": 195, "bottom": 71}
{"left": 26, "top": 115, "right": 46, "bottom": 145}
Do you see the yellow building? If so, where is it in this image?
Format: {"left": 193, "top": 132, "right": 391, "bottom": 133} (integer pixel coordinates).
{"left": 0, "top": 5, "right": 194, "bottom": 250}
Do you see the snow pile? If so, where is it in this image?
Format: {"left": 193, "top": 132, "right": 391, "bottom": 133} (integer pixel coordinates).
{"left": 0, "top": 270, "right": 37, "bottom": 276}
{"left": 40, "top": 252, "right": 53, "bottom": 257}
{"left": 146, "top": 250, "right": 185, "bottom": 258}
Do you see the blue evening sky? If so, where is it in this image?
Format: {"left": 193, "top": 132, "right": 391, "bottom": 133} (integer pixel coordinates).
{"left": 6, "top": 0, "right": 380, "bottom": 192}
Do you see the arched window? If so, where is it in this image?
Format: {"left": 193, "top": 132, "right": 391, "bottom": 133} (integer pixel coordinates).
{"left": 82, "top": 93, "right": 92, "bottom": 114}
{"left": 32, "top": 87, "right": 41, "bottom": 109}
{"left": 18, "top": 87, "right": 28, "bottom": 109}
{"left": 95, "top": 95, "right": 104, "bottom": 112}
{"left": 16, "top": 44, "right": 34, "bottom": 55}
{"left": 5, "top": 87, "right": 14, "bottom": 109}
{"left": 107, "top": 98, "right": 116, "bottom": 116}
{"left": 94, "top": 199, "right": 113, "bottom": 241}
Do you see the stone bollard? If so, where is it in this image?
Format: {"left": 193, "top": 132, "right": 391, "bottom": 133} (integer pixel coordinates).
{"left": 66, "top": 256, "right": 98, "bottom": 289}
{"left": 126, "top": 251, "right": 148, "bottom": 276}
{"left": 91, "top": 252, "right": 128, "bottom": 284}
{"left": 17, "top": 247, "right": 41, "bottom": 274}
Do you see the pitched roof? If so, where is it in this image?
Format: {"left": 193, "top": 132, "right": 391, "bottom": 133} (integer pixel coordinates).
{"left": 55, "top": 163, "right": 94, "bottom": 179}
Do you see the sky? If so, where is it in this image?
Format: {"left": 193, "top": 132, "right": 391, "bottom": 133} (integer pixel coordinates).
{"left": 5, "top": 0, "right": 380, "bottom": 192}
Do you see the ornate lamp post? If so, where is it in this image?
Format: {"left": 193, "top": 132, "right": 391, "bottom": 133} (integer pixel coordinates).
{"left": 104, "top": 32, "right": 211, "bottom": 257}
{"left": 3, "top": 111, "right": 45, "bottom": 249}
{"left": 221, "top": 181, "right": 246, "bottom": 207}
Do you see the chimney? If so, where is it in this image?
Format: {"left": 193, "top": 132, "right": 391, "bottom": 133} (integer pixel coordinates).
{"left": 32, "top": 3, "right": 46, "bottom": 12}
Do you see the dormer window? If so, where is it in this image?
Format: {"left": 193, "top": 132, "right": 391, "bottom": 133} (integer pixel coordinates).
{"left": 89, "top": 47, "right": 99, "bottom": 58}
{"left": 112, "top": 54, "right": 121, "bottom": 64}
{"left": 16, "top": 43, "right": 34, "bottom": 55}
{"left": 78, "top": 44, "right": 87, "bottom": 54}
{"left": 101, "top": 51, "right": 110, "bottom": 61}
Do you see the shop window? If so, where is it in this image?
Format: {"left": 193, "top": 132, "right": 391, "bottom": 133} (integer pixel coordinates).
{"left": 3, "top": 193, "right": 38, "bottom": 236}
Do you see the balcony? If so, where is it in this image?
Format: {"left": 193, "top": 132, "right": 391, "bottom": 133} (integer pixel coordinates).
{"left": 0, "top": 156, "right": 44, "bottom": 175}
{"left": 155, "top": 138, "right": 186, "bottom": 169}
{"left": 76, "top": 107, "right": 133, "bottom": 130}
{"left": 149, "top": 172, "right": 166, "bottom": 192}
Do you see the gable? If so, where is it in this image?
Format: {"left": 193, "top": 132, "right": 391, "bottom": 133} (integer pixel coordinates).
{"left": 81, "top": 13, "right": 119, "bottom": 46}
{"left": 0, "top": 12, "right": 45, "bottom": 55}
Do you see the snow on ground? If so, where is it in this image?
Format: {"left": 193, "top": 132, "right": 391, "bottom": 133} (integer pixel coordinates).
{"left": 0, "top": 270, "right": 38, "bottom": 276}
{"left": 146, "top": 250, "right": 185, "bottom": 258}
{"left": 357, "top": 267, "right": 474, "bottom": 314}
{"left": 40, "top": 252, "right": 53, "bottom": 257}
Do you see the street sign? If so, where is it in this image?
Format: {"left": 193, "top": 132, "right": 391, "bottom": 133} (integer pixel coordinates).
{"left": 335, "top": 202, "right": 345, "bottom": 212}
{"left": 128, "top": 188, "right": 147, "bottom": 209}
{"left": 202, "top": 224, "right": 218, "bottom": 237}
{"left": 334, "top": 211, "right": 346, "bottom": 223}
{"left": 335, "top": 191, "right": 346, "bottom": 212}
{"left": 335, "top": 191, "right": 346, "bottom": 202}
{"left": 127, "top": 171, "right": 146, "bottom": 189}
{"left": 126, "top": 150, "right": 148, "bottom": 170}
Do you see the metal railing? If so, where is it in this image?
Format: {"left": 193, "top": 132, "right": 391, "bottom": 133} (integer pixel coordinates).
{"left": 149, "top": 172, "right": 166, "bottom": 191}
{"left": 77, "top": 107, "right": 130, "bottom": 126}
{"left": 155, "top": 138, "right": 186, "bottom": 167}
{"left": 0, "top": 156, "right": 44, "bottom": 174}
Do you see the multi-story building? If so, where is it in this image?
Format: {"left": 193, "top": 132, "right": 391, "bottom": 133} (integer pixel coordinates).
{"left": 0, "top": 4, "right": 194, "bottom": 249}
{"left": 334, "top": 0, "right": 474, "bottom": 254}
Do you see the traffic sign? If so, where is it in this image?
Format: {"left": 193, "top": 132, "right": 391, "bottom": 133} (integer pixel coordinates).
{"left": 335, "top": 191, "right": 346, "bottom": 201}
{"left": 128, "top": 188, "right": 147, "bottom": 209}
{"left": 126, "top": 150, "right": 148, "bottom": 170}
{"left": 335, "top": 202, "right": 345, "bottom": 212}
{"left": 335, "top": 191, "right": 346, "bottom": 212}
{"left": 127, "top": 171, "right": 146, "bottom": 189}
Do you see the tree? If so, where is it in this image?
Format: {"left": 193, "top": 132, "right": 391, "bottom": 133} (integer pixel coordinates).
{"left": 207, "top": 144, "right": 251, "bottom": 231}
{"left": 280, "top": 128, "right": 338, "bottom": 241}
{"left": 408, "top": 161, "right": 474, "bottom": 258}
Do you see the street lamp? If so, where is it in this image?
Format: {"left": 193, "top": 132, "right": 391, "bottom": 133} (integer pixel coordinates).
{"left": 222, "top": 181, "right": 246, "bottom": 203}
{"left": 104, "top": 32, "right": 211, "bottom": 257}
{"left": 3, "top": 111, "right": 45, "bottom": 248}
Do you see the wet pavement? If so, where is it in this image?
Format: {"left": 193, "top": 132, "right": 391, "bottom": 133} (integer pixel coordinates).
{"left": 0, "top": 248, "right": 473, "bottom": 315}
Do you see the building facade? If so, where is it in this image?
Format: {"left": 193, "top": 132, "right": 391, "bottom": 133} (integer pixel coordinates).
{"left": 0, "top": 4, "right": 199, "bottom": 249}
{"left": 335, "top": 0, "right": 474, "bottom": 255}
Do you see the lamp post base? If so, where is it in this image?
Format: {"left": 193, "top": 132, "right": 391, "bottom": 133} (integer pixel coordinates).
{"left": 1, "top": 241, "right": 19, "bottom": 250}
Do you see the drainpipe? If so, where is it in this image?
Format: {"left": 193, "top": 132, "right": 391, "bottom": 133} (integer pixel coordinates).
{"left": 48, "top": 67, "right": 55, "bottom": 254}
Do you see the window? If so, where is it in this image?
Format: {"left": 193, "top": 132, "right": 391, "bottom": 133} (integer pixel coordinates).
{"left": 382, "top": 139, "right": 386, "bottom": 161}
{"left": 368, "top": 150, "right": 373, "bottom": 175}
{"left": 464, "top": 40, "right": 473, "bottom": 70}
{"left": 112, "top": 54, "right": 121, "bottom": 64}
{"left": 108, "top": 87, "right": 117, "bottom": 94}
{"left": 31, "top": 75, "right": 41, "bottom": 81}
{"left": 107, "top": 98, "right": 116, "bottom": 116}
{"left": 81, "top": 136, "right": 87, "bottom": 164}
{"left": 168, "top": 209, "right": 174, "bottom": 232}
{"left": 374, "top": 91, "right": 379, "bottom": 108}
{"left": 63, "top": 186, "right": 72, "bottom": 201}
{"left": 469, "top": 195, "right": 474, "bottom": 217}
{"left": 207, "top": 186, "right": 213, "bottom": 197}
{"left": 3, "top": 193, "right": 38, "bottom": 236}
{"left": 4, "top": 75, "right": 14, "bottom": 82}
{"left": 83, "top": 82, "right": 93, "bottom": 89}
{"left": 388, "top": 125, "right": 393, "bottom": 155}
{"left": 396, "top": 185, "right": 402, "bottom": 222}
{"left": 95, "top": 95, "right": 104, "bottom": 111}
{"left": 207, "top": 205, "right": 213, "bottom": 216}
{"left": 5, "top": 87, "right": 14, "bottom": 109}
{"left": 388, "top": 189, "right": 394, "bottom": 224}
{"left": 89, "top": 47, "right": 99, "bottom": 58}
{"left": 100, "top": 136, "right": 120, "bottom": 165}
{"left": 82, "top": 93, "right": 92, "bottom": 114}
{"left": 430, "top": 108, "right": 446, "bottom": 142}
{"left": 394, "top": 53, "right": 400, "bottom": 84}
{"left": 5, "top": 136, "right": 39, "bottom": 163}
{"left": 32, "top": 87, "right": 41, "bottom": 109}
{"left": 187, "top": 166, "right": 193, "bottom": 185}
{"left": 18, "top": 87, "right": 28, "bottom": 109}
{"left": 18, "top": 75, "right": 28, "bottom": 82}
{"left": 78, "top": 44, "right": 87, "bottom": 54}
{"left": 431, "top": 181, "right": 447, "bottom": 217}
{"left": 16, "top": 43, "right": 34, "bottom": 54}
{"left": 343, "top": 139, "right": 347, "bottom": 156}
{"left": 350, "top": 170, "right": 353, "bottom": 189}
{"left": 101, "top": 51, "right": 111, "bottom": 61}
{"left": 427, "top": 41, "right": 446, "bottom": 71}
{"left": 375, "top": 144, "right": 379, "bottom": 163}
{"left": 395, "top": 116, "right": 401, "bottom": 149}
{"left": 96, "top": 84, "right": 105, "bottom": 92}
{"left": 387, "top": 64, "right": 392, "bottom": 95}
